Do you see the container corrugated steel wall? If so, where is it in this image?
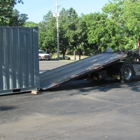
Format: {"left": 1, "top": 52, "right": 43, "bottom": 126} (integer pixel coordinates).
{"left": 0, "top": 27, "right": 40, "bottom": 95}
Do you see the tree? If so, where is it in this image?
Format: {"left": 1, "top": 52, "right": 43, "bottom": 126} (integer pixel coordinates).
{"left": 68, "top": 16, "right": 88, "bottom": 59}
{"left": 102, "top": 0, "right": 140, "bottom": 50}
{"left": 24, "top": 21, "right": 38, "bottom": 27}
{"left": 38, "top": 8, "right": 91, "bottom": 58}
{"left": 38, "top": 11, "right": 56, "bottom": 53}
{"left": 84, "top": 0, "right": 140, "bottom": 52}
{"left": 9, "top": 9, "right": 28, "bottom": 26}
{"left": 58, "top": 8, "right": 71, "bottom": 58}
{"left": 122, "top": 0, "right": 140, "bottom": 49}
{"left": 59, "top": 8, "right": 87, "bottom": 59}
{"left": 0, "top": 0, "right": 28, "bottom": 26}
{"left": 83, "top": 13, "right": 115, "bottom": 52}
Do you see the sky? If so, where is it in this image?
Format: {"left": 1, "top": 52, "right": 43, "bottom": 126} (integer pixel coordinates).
{"left": 15, "top": 0, "right": 109, "bottom": 23}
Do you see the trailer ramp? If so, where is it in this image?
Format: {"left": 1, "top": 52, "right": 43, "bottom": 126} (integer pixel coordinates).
{"left": 40, "top": 52, "right": 127, "bottom": 90}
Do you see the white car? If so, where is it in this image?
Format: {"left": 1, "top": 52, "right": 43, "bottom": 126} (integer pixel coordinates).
{"left": 38, "top": 50, "right": 51, "bottom": 60}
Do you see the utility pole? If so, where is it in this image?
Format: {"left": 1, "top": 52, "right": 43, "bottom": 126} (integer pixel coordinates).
{"left": 54, "top": 0, "right": 60, "bottom": 60}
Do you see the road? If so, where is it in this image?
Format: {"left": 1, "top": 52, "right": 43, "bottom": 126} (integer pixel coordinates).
{"left": 0, "top": 61, "right": 140, "bottom": 140}
{"left": 39, "top": 60, "right": 72, "bottom": 73}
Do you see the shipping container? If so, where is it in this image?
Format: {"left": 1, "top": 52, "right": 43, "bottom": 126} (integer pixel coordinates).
{"left": 0, "top": 27, "right": 40, "bottom": 95}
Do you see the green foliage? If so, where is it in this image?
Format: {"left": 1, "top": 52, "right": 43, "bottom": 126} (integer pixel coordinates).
{"left": 33, "top": 0, "right": 140, "bottom": 55}
{"left": 59, "top": 8, "right": 73, "bottom": 56}
{"left": 38, "top": 8, "right": 90, "bottom": 58}
{"left": 1, "top": 0, "right": 140, "bottom": 54}
{"left": 24, "top": 21, "right": 38, "bottom": 27}
{"left": 101, "top": 0, "right": 140, "bottom": 50}
{"left": 38, "top": 11, "right": 56, "bottom": 53}
{"left": 0, "top": 0, "right": 28, "bottom": 26}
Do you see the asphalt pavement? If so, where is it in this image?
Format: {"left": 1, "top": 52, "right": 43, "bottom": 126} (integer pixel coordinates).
{"left": 0, "top": 61, "right": 140, "bottom": 140}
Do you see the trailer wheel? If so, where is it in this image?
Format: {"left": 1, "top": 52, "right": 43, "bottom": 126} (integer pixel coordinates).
{"left": 120, "top": 63, "right": 134, "bottom": 83}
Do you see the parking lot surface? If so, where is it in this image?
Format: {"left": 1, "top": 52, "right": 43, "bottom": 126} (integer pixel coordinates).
{"left": 0, "top": 61, "right": 140, "bottom": 140}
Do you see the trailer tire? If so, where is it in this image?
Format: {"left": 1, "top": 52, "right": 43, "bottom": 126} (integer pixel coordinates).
{"left": 120, "top": 63, "right": 134, "bottom": 83}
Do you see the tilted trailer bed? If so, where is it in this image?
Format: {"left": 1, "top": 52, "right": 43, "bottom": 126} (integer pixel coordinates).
{"left": 40, "top": 52, "right": 137, "bottom": 90}
{"left": 40, "top": 50, "right": 140, "bottom": 90}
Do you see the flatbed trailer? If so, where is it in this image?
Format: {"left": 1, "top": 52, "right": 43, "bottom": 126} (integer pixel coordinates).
{"left": 40, "top": 49, "right": 140, "bottom": 90}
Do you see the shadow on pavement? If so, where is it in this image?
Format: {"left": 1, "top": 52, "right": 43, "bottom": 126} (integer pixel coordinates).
{"left": 0, "top": 106, "right": 16, "bottom": 111}
{"left": 44, "top": 77, "right": 140, "bottom": 94}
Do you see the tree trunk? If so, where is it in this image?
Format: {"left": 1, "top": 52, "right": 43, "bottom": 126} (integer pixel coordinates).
{"left": 74, "top": 51, "right": 76, "bottom": 60}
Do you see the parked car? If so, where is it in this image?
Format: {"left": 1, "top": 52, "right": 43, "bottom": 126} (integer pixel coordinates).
{"left": 39, "top": 50, "right": 51, "bottom": 60}
{"left": 57, "top": 56, "right": 70, "bottom": 60}
{"left": 64, "top": 56, "right": 70, "bottom": 60}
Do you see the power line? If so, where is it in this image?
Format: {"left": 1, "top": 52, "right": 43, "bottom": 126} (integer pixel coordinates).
{"left": 23, "top": 1, "right": 54, "bottom": 14}
{"left": 14, "top": 0, "right": 54, "bottom": 14}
